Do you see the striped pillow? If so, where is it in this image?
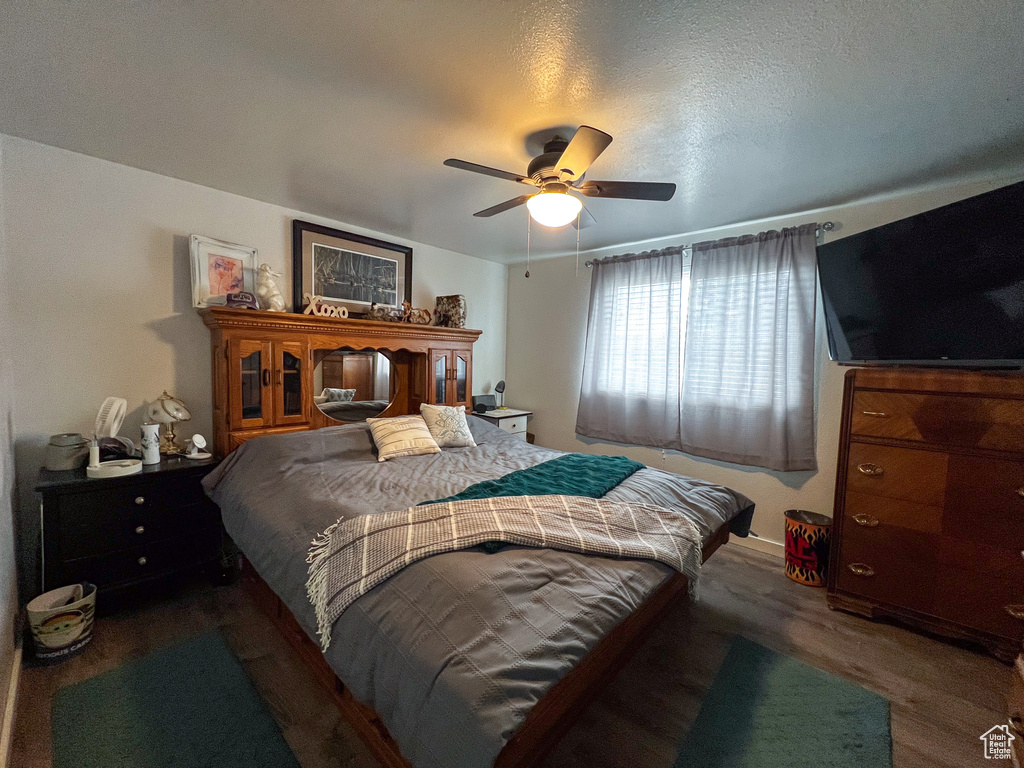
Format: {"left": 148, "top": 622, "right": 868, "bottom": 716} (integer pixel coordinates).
{"left": 366, "top": 415, "right": 441, "bottom": 462}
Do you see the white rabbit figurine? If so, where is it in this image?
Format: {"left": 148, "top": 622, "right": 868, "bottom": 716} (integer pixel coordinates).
{"left": 256, "top": 263, "right": 286, "bottom": 312}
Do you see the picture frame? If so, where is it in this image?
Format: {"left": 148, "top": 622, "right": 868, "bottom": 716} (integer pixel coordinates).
{"left": 292, "top": 220, "right": 412, "bottom": 318}
{"left": 189, "top": 235, "right": 258, "bottom": 308}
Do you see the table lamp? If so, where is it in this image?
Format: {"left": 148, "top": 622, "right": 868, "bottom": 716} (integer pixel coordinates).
{"left": 146, "top": 391, "right": 192, "bottom": 454}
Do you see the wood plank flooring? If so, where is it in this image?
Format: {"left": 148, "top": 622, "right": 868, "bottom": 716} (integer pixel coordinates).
{"left": 12, "top": 543, "right": 1010, "bottom": 767}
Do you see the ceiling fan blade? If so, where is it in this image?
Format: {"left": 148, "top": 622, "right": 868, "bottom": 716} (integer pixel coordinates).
{"left": 473, "top": 194, "right": 534, "bottom": 217}
{"left": 576, "top": 180, "right": 676, "bottom": 201}
{"left": 572, "top": 203, "right": 596, "bottom": 229}
{"left": 444, "top": 158, "right": 536, "bottom": 185}
{"left": 555, "top": 126, "right": 613, "bottom": 181}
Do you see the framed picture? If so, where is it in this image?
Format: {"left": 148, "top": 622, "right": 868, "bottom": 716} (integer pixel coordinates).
{"left": 189, "top": 235, "right": 258, "bottom": 308}
{"left": 292, "top": 220, "right": 412, "bottom": 318}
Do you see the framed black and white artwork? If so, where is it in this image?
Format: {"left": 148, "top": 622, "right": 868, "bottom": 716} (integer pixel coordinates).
{"left": 292, "top": 220, "right": 412, "bottom": 317}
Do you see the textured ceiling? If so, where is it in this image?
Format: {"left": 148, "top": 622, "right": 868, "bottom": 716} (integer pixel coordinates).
{"left": 1, "top": 0, "right": 1023, "bottom": 262}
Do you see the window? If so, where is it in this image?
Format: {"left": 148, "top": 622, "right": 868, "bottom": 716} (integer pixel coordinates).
{"left": 577, "top": 226, "right": 819, "bottom": 472}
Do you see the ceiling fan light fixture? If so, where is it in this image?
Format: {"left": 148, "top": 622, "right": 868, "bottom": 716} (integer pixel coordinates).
{"left": 526, "top": 190, "right": 582, "bottom": 228}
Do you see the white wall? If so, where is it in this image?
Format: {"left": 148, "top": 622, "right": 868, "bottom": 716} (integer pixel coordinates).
{"left": 505, "top": 175, "right": 1023, "bottom": 556}
{"left": 0, "top": 136, "right": 19, "bottom": 752}
{"left": 1, "top": 135, "right": 508, "bottom": 597}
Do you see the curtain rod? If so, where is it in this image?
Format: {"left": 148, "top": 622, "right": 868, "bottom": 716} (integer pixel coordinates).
{"left": 583, "top": 221, "right": 835, "bottom": 268}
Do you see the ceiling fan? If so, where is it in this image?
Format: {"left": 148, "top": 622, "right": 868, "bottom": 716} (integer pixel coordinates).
{"left": 444, "top": 126, "right": 676, "bottom": 229}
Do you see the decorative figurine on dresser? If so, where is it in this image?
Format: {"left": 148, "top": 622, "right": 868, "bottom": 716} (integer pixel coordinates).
{"left": 36, "top": 454, "right": 227, "bottom": 613}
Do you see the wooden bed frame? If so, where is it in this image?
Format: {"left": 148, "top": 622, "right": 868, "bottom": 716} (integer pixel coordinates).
{"left": 202, "top": 308, "right": 734, "bottom": 766}
{"left": 242, "top": 524, "right": 730, "bottom": 768}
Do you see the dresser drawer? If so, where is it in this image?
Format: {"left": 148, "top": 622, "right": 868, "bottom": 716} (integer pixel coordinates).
{"left": 845, "top": 443, "right": 947, "bottom": 506}
{"left": 844, "top": 491, "right": 942, "bottom": 534}
{"left": 851, "top": 390, "right": 1024, "bottom": 452}
{"left": 58, "top": 502, "right": 218, "bottom": 560}
{"left": 933, "top": 539, "right": 1024, "bottom": 640}
{"left": 835, "top": 525, "right": 939, "bottom": 614}
{"left": 944, "top": 456, "right": 1024, "bottom": 551}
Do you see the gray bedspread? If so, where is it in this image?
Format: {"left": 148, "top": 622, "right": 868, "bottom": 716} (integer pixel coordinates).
{"left": 203, "top": 417, "right": 754, "bottom": 768}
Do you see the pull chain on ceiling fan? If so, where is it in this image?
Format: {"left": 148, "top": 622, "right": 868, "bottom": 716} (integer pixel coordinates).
{"left": 444, "top": 125, "right": 677, "bottom": 229}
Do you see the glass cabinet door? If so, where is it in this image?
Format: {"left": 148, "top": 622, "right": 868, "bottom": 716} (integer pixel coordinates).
{"left": 241, "top": 350, "right": 262, "bottom": 420}
{"left": 230, "top": 339, "right": 272, "bottom": 428}
{"left": 433, "top": 352, "right": 448, "bottom": 404}
{"left": 275, "top": 341, "right": 308, "bottom": 425}
{"left": 454, "top": 351, "right": 469, "bottom": 406}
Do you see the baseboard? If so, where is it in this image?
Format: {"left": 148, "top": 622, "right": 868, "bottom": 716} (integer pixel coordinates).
{"left": 731, "top": 535, "right": 785, "bottom": 558}
{"left": 0, "top": 636, "right": 21, "bottom": 768}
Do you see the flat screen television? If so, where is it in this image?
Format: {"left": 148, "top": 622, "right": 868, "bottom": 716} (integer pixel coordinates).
{"left": 817, "top": 180, "right": 1024, "bottom": 367}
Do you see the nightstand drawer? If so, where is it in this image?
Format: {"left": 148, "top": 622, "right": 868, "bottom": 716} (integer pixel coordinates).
{"left": 56, "top": 478, "right": 210, "bottom": 528}
{"left": 58, "top": 502, "right": 218, "bottom": 560}
{"left": 61, "top": 541, "right": 189, "bottom": 586}
{"left": 497, "top": 417, "right": 527, "bottom": 435}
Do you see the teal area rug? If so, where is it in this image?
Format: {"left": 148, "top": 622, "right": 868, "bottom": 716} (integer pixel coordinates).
{"left": 53, "top": 632, "right": 299, "bottom": 768}
{"left": 675, "top": 637, "right": 892, "bottom": 768}
{"left": 424, "top": 453, "right": 645, "bottom": 505}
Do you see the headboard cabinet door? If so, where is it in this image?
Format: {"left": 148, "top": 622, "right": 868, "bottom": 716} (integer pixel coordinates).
{"left": 274, "top": 340, "right": 310, "bottom": 426}
{"left": 228, "top": 339, "right": 273, "bottom": 430}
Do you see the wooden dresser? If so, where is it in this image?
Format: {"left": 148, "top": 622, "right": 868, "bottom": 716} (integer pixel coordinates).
{"left": 827, "top": 367, "right": 1024, "bottom": 661}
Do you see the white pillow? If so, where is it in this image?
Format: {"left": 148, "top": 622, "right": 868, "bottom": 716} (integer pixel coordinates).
{"left": 366, "top": 415, "right": 441, "bottom": 462}
{"left": 321, "top": 388, "right": 356, "bottom": 402}
{"left": 419, "top": 404, "right": 476, "bottom": 448}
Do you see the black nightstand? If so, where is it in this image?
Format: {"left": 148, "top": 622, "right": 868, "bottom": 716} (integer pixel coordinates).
{"left": 35, "top": 456, "right": 225, "bottom": 610}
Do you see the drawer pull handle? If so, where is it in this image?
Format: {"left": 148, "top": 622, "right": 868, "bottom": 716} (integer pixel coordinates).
{"left": 135, "top": 526, "right": 145, "bottom": 535}
{"left": 857, "top": 463, "right": 884, "bottom": 476}
{"left": 861, "top": 411, "right": 888, "bottom": 418}
{"left": 1006, "top": 605, "right": 1024, "bottom": 620}
{"left": 137, "top": 556, "right": 148, "bottom": 566}
{"left": 852, "top": 513, "right": 879, "bottom": 528}
{"left": 847, "top": 563, "right": 875, "bottom": 577}
{"left": 134, "top": 496, "right": 145, "bottom": 506}
{"left": 1016, "top": 488, "right": 1024, "bottom": 499}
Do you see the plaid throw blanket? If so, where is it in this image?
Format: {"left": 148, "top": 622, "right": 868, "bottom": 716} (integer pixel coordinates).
{"left": 306, "top": 495, "right": 703, "bottom": 651}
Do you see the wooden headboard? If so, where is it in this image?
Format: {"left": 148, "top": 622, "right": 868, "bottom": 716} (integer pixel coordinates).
{"left": 200, "top": 307, "right": 481, "bottom": 456}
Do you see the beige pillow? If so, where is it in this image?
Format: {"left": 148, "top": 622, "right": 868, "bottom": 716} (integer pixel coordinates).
{"left": 420, "top": 404, "right": 476, "bottom": 448}
{"left": 366, "top": 415, "right": 441, "bottom": 462}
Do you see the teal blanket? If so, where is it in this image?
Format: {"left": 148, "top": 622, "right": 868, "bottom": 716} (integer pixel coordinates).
{"left": 423, "top": 453, "right": 645, "bottom": 505}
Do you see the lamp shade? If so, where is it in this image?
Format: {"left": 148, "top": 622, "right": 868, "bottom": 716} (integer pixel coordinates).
{"left": 146, "top": 391, "right": 192, "bottom": 425}
{"left": 527, "top": 192, "right": 583, "bottom": 228}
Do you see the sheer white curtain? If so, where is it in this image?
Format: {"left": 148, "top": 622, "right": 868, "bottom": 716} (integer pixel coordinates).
{"left": 576, "top": 225, "right": 818, "bottom": 472}
{"left": 680, "top": 225, "right": 819, "bottom": 471}
{"left": 575, "top": 246, "right": 689, "bottom": 448}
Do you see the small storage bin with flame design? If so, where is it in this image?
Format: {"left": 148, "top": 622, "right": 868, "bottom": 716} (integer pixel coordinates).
{"left": 784, "top": 510, "right": 832, "bottom": 587}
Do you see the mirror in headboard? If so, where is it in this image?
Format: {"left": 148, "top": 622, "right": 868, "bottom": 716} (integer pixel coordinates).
{"left": 313, "top": 349, "right": 394, "bottom": 422}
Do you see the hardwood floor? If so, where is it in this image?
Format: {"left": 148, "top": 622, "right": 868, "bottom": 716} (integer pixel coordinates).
{"left": 12, "top": 543, "right": 1009, "bottom": 767}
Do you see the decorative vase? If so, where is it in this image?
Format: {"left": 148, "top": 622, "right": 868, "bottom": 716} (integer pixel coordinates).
{"left": 434, "top": 295, "right": 467, "bottom": 328}
{"left": 140, "top": 423, "right": 161, "bottom": 466}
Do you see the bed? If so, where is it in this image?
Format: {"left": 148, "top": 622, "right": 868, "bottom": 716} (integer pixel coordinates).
{"left": 203, "top": 416, "right": 754, "bottom": 768}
